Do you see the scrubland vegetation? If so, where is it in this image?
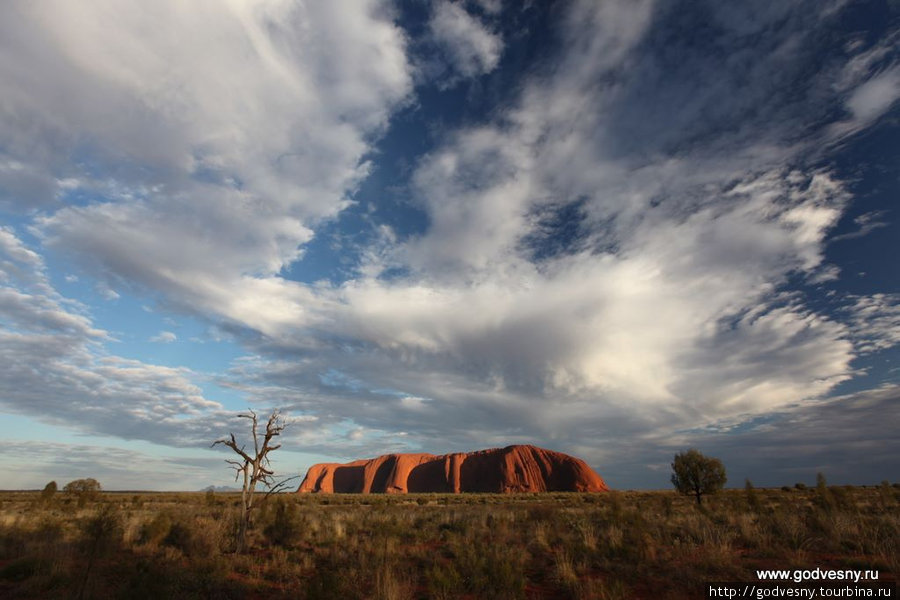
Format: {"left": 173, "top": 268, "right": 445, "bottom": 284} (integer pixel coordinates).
{"left": 0, "top": 484, "right": 897, "bottom": 599}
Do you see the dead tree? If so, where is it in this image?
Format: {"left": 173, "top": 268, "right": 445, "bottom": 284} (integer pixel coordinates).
{"left": 212, "top": 409, "right": 285, "bottom": 552}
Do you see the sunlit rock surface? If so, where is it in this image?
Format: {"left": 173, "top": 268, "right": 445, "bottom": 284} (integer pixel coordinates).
{"left": 297, "top": 444, "right": 609, "bottom": 494}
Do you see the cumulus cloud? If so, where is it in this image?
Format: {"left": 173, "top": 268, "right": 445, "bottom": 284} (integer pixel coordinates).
{"left": 428, "top": 1, "right": 503, "bottom": 79}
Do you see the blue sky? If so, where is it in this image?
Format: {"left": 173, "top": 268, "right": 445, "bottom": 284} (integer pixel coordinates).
{"left": 1, "top": 0, "right": 898, "bottom": 490}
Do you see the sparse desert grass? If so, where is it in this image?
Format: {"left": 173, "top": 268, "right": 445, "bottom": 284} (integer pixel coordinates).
{"left": 0, "top": 486, "right": 896, "bottom": 598}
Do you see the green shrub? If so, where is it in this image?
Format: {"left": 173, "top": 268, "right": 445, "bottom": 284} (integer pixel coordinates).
{"left": 39, "top": 481, "right": 57, "bottom": 505}
{"left": 426, "top": 561, "right": 463, "bottom": 599}
{"left": 80, "top": 504, "right": 122, "bottom": 556}
{"left": 671, "top": 449, "right": 727, "bottom": 506}
{"left": 306, "top": 552, "right": 357, "bottom": 600}
{"left": 162, "top": 519, "right": 215, "bottom": 557}
{"left": 745, "top": 479, "right": 762, "bottom": 512}
{"left": 815, "top": 473, "right": 835, "bottom": 511}
{"left": 64, "top": 478, "right": 102, "bottom": 508}
{"left": 139, "top": 513, "right": 173, "bottom": 546}
{"left": 263, "top": 499, "right": 300, "bottom": 548}
{"left": 456, "top": 540, "right": 526, "bottom": 599}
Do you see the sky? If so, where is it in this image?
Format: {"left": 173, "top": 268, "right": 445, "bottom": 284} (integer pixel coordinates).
{"left": 0, "top": 0, "right": 898, "bottom": 491}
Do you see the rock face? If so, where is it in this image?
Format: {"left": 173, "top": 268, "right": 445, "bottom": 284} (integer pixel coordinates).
{"left": 297, "top": 444, "right": 609, "bottom": 494}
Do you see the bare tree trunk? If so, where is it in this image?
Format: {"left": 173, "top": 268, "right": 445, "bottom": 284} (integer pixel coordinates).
{"left": 213, "top": 409, "right": 285, "bottom": 553}
{"left": 237, "top": 462, "right": 250, "bottom": 553}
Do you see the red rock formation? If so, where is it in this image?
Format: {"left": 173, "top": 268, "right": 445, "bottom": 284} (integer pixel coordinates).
{"left": 297, "top": 445, "right": 609, "bottom": 494}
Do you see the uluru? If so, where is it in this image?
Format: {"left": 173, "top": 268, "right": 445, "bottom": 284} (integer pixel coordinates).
{"left": 297, "top": 444, "right": 609, "bottom": 494}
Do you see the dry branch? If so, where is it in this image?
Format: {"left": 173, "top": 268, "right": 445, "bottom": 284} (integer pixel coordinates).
{"left": 212, "top": 409, "right": 286, "bottom": 552}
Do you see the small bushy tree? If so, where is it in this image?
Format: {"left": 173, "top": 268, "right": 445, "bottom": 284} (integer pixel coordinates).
{"left": 40, "top": 480, "right": 58, "bottom": 504}
{"left": 77, "top": 504, "right": 121, "bottom": 599}
{"left": 745, "top": 478, "right": 761, "bottom": 512}
{"left": 263, "top": 498, "right": 299, "bottom": 548}
{"left": 671, "top": 449, "right": 727, "bottom": 506}
{"left": 815, "top": 471, "right": 834, "bottom": 511}
{"left": 64, "top": 478, "right": 101, "bottom": 506}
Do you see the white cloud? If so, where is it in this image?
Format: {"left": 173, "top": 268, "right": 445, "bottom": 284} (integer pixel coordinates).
{"left": 0, "top": 226, "right": 43, "bottom": 272}
{"left": 96, "top": 282, "right": 120, "bottom": 300}
{"left": 429, "top": 1, "right": 503, "bottom": 79}
{"left": 0, "top": 439, "right": 225, "bottom": 491}
{"left": 845, "top": 294, "right": 900, "bottom": 354}
{"left": 4, "top": 0, "right": 411, "bottom": 334}
{"left": 1, "top": 0, "right": 898, "bottom": 484}
{"left": 0, "top": 228, "right": 225, "bottom": 447}
{"left": 830, "top": 210, "right": 889, "bottom": 242}
{"left": 845, "top": 67, "right": 900, "bottom": 123}
{"left": 827, "top": 32, "right": 900, "bottom": 142}
{"left": 218, "top": 0, "right": 896, "bottom": 462}
{"left": 150, "top": 330, "right": 177, "bottom": 344}
{"left": 651, "top": 385, "right": 900, "bottom": 488}
{"left": 471, "top": 0, "right": 503, "bottom": 15}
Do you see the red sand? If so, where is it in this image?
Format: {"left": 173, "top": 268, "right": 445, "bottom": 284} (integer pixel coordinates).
{"left": 296, "top": 444, "right": 609, "bottom": 494}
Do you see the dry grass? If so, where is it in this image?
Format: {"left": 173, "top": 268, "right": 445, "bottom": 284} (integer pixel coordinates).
{"left": 0, "top": 486, "right": 896, "bottom": 598}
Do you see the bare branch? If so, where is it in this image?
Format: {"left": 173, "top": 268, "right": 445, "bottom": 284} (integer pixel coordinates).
{"left": 212, "top": 433, "right": 252, "bottom": 463}
{"left": 214, "top": 408, "right": 288, "bottom": 553}
{"left": 262, "top": 475, "right": 302, "bottom": 501}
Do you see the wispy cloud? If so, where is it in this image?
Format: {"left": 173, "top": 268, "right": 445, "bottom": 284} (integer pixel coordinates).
{"left": 845, "top": 67, "right": 900, "bottom": 124}
{"left": 0, "top": 440, "right": 225, "bottom": 491}
{"left": 150, "top": 330, "right": 177, "bottom": 344}
{"left": 6, "top": 0, "right": 411, "bottom": 336}
{"left": 844, "top": 294, "right": 900, "bottom": 355}
{"left": 830, "top": 211, "right": 890, "bottom": 242}
{"left": 0, "top": 228, "right": 224, "bottom": 447}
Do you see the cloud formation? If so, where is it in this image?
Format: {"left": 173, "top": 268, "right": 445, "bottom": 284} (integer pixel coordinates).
{"left": 150, "top": 331, "right": 177, "bottom": 344}
{"left": 428, "top": 1, "right": 503, "bottom": 79}
{"left": 223, "top": 0, "right": 897, "bottom": 469}
{"left": 845, "top": 67, "right": 900, "bottom": 124}
{"left": 0, "top": 440, "right": 225, "bottom": 491}
{"left": 4, "top": 0, "right": 411, "bottom": 336}
{"left": 0, "top": 0, "right": 898, "bottom": 487}
{"left": 0, "top": 227, "right": 227, "bottom": 447}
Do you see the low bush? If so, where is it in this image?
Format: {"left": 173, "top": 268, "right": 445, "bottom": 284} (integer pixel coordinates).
{"left": 162, "top": 518, "right": 218, "bottom": 557}
{"left": 263, "top": 498, "right": 300, "bottom": 548}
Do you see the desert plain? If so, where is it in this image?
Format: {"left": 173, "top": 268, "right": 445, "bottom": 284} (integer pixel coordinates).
{"left": 0, "top": 482, "right": 896, "bottom": 599}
